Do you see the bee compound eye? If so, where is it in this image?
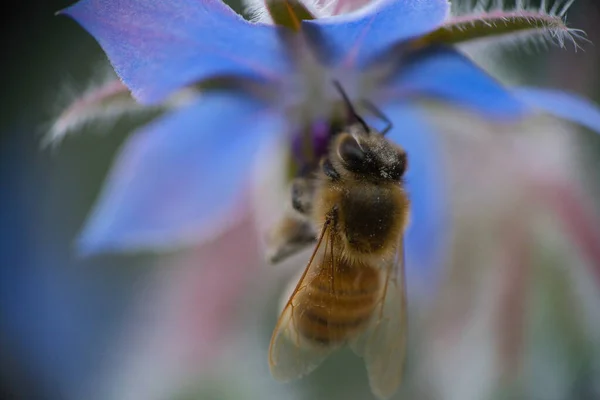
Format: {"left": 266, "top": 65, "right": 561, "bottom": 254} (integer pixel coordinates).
{"left": 338, "top": 135, "right": 365, "bottom": 169}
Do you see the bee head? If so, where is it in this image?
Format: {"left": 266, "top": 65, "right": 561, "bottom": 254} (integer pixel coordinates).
{"left": 327, "top": 81, "right": 406, "bottom": 182}
{"left": 331, "top": 132, "right": 407, "bottom": 182}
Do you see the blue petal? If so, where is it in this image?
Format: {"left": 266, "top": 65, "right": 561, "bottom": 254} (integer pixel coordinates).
{"left": 78, "top": 92, "right": 285, "bottom": 255}
{"left": 386, "top": 46, "right": 527, "bottom": 120}
{"left": 61, "top": 0, "right": 293, "bottom": 104}
{"left": 302, "top": 0, "right": 449, "bottom": 67}
{"left": 379, "top": 103, "right": 447, "bottom": 295}
{"left": 513, "top": 87, "right": 600, "bottom": 134}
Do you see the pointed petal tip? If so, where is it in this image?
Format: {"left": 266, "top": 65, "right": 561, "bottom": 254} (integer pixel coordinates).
{"left": 75, "top": 219, "right": 163, "bottom": 257}
{"left": 56, "top": 0, "right": 292, "bottom": 104}
{"left": 74, "top": 226, "right": 114, "bottom": 258}
{"left": 55, "top": 1, "right": 81, "bottom": 18}
{"left": 74, "top": 207, "right": 120, "bottom": 257}
{"left": 513, "top": 87, "right": 600, "bottom": 135}
{"left": 75, "top": 235, "right": 103, "bottom": 258}
{"left": 72, "top": 92, "right": 283, "bottom": 256}
{"left": 55, "top": 6, "right": 73, "bottom": 17}
{"left": 75, "top": 229, "right": 151, "bottom": 258}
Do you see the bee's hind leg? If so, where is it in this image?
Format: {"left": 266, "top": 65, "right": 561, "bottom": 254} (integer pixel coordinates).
{"left": 265, "top": 176, "right": 318, "bottom": 265}
{"left": 266, "top": 215, "right": 316, "bottom": 264}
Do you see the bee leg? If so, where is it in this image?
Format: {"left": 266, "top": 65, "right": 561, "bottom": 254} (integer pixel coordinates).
{"left": 266, "top": 214, "right": 316, "bottom": 264}
{"left": 291, "top": 177, "right": 316, "bottom": 215}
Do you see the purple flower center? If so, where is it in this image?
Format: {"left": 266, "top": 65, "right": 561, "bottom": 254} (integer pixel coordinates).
{"left": 291, "top": 120, "right": 333, "bottom": 170}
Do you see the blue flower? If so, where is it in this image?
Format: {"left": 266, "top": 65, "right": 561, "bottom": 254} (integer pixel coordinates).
{"left": 61, "top": 0, "right": 600, "bottom": 281}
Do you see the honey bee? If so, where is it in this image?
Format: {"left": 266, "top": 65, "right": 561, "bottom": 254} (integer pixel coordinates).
{"left": 268, "top": 82, "right": 410, "bottom": 399}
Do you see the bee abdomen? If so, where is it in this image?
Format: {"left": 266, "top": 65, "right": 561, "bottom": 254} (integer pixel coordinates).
{"left": 296, "top": 300, "right": 375, "bottom": 345}
{"left": 295, "top": 264, "right": 380, "bottom": 345}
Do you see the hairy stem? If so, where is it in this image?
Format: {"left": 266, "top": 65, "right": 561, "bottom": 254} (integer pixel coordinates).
{"left": 415, "top": 10, "right": 580, "bottom": 48}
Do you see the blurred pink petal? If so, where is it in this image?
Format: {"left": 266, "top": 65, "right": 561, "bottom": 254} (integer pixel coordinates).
{"left": 495, "top": 218, "right": 531, "bottom": 381}
{"left": 175, "top": 216, "right": 262, "bottom": 363}
{"left": 95, "top": 208, "right": 262, "bottom": 400}
{"left": 540, "top": 181, "right": 600, "bottom": 286}
{"left": 419, "top": 111, "right": 599, "bottom": 399}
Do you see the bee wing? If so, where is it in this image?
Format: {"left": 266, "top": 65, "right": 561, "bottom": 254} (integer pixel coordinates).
{"left": 268, "top": 214, "right": 341, "bottom": 381}
{"left": 350, "top": 235, "right": 407, "bottom": 400}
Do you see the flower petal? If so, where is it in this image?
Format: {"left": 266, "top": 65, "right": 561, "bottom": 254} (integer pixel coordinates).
{"left": 381, "top": 103, "right": 447, "bottom": 295}
{"left": 302, "top": 0, "right": 449, "bottom": 67}
{"left": 61, "top": 0, "right": 293, "bottom": 104}
{"left": 384, "top": 46, "right": 527, "bottom": 119}
{"left": 78, "top": 92, "right": 285, "bottom": 255}
{"left": 512, "top": 87, "right": 600, "bottom": 134}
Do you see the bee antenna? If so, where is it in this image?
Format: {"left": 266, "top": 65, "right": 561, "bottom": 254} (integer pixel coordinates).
{"left": 360, "top": 100, "right": 393, "bottom": 136}
{"left": 332, "top": 80, "right": 370, "bottom": 133}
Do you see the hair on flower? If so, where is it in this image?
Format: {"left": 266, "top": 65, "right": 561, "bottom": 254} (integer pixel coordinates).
{"left": 242, "top": 0, "right": 370, "bottom": 23}
{"left": 437, "top": 0, "right": 588, "bottom": 53}
{"left": 44, "top": 71, "right": 200, "bottom": 148}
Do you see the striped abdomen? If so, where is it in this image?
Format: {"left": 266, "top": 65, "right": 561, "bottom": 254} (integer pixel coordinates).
{"left": 294, "top": 259, "right": 380, "bottom": 346}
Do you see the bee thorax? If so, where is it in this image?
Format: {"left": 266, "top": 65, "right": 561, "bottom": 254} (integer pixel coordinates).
{"left": 340, "top": 184, "right": 406, "bottom": 257}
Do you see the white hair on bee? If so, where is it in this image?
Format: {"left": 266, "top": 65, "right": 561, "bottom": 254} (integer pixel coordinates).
{"left": 449, "top": 0, "right": 588, "bottom": 52}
